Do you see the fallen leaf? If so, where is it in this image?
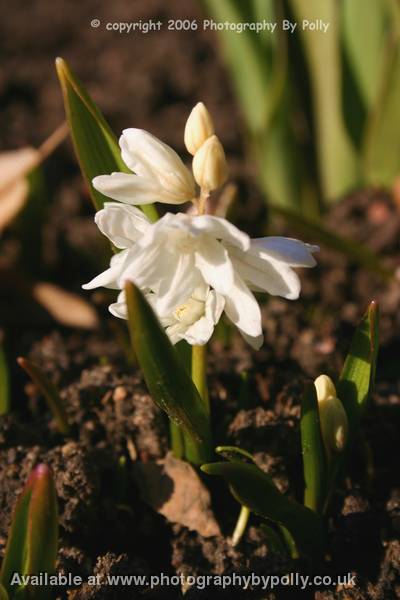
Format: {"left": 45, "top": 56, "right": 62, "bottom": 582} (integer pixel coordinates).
{"left": 0, "top": 178, "right": 30, "bottom": 231}
{"left": 134, "top": 452, "right": 221, "bottom": 537}
{"left": 0, "top": 147, "right": 39, "bottom": 194}
{"left": 0, "top": 124, "right": 68, "bottom": 230}
{"left": 32, "top": 283, "right": 99, "bottom": 329}
{"left": 0, "top": 148, "right": 39, "bottom": 230}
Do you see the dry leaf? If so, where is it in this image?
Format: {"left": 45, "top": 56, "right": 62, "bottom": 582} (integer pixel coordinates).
{"left": 133, "top": 452, "right": 221, "bottom": 538}
{"left": 0, "top": 147, "right": 39, "bottom": 230}
{"left": 32, "top": 282, "right": 99, "bottom": 329}
{"left": 0, "top": 178, "right": 30, "bottom": 230}
{"left": 0, "top": 125, "right": 68, "bottom": 230}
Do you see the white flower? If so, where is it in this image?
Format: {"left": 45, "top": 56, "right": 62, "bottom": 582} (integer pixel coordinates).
{"left": 83, "top": 203, "right": 318, "bottom": 349}
{"left": 110, "top": 285, "right": 225, "bottom": 346}
{"left": 93, "top": 129, "right": 196, "bottom": 206}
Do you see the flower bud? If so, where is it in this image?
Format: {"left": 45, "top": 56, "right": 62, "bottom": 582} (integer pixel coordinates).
{"left": 192, "top": 135, "right": 228, "bottom": 192}
{"left": 184, "top": 102, "right": 215, "bottom": 155}
{"left": 314, "top": 375, "right": 348, "bottom": 455}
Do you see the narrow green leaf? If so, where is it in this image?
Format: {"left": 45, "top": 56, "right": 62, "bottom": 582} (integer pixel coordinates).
{"left": 0, "top": 339, "right": 10, "bottom": 415}
{"left": 341, "top": 0, "right": 387, "bottom": 110}
{"left": 17, "top": 357, "right": 70, "bottom": 436}
{"left": 201, "top": 0, "right": 271, "bottom": 133}
{"left": 325, "top": 301, "right": 379, "bottom": 510}
{"left": 363, "top": 38, "right": 400, "bottom": 186}
{"left": 269, "top": 203, "right": 393, "bottom": 281}
{"left": 0, "top": 464, "right": 58, "bottom": 599}
{"left": 289, "top": 0, "right": 359, "bottom": 200}
{"left": 215, "top": 445, "right": 256, "bottom": 464}
{"left": 55, "top": 57, "right": 157, "bottom": 222}
{"left": 125, "top": 281, "right": 212, "bottom": 464}
{"left": 337, "top": 300, "right": 379, "bottom": 434}
{"left": 201, "top": 461, "right": 325, "bottom": 559}
{"left": 170, "top": 341, "right": 192, "bottom": 459}
{"left": 259, "top": 523, "right": 292, "bottom": 558}
{"left": 301, "top": 382, "right": 326, "bottom": 513}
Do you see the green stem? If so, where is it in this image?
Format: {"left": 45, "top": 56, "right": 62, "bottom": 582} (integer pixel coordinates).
{"left": 183, "top": 344, "right": 212, "bottom": 464}
{"left": 231, "top": 505, "right": 250, "bottom": 546}
{"left": 170, "top": 421, "right": 185, "bottom": 459}
{"left": 192, "top": 344, "right": 209, "bottom": 414}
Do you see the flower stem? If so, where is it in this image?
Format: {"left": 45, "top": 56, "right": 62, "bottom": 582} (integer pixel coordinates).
{"left": 192, "top": 344, "right": 209, "bottom": 415}
{"left": 170, "top": 421, "right": 185, "bottom": 459}
{"left": 197, "top": 189, "right": 210, "bottom": 216}
{"left": 182, "top": 343, "right": 212, "bottom": 464}
{"left": 231, "top": 505, "right": 250, "bottom": 546}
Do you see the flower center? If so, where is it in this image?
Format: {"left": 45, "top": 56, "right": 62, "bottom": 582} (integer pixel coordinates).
{"left": 173, "top": 297, "right": 205, "bottom": 325}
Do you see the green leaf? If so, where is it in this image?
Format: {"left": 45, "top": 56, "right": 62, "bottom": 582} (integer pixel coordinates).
{"left": 55, "top": 58, "right": 157, "bottom": 222}
{"left": 325, "top": 301, "right": 379, "bottom": 510}
{"left": 201, "top": 0, "right": 271, "bottom": 133}
{"left": 125, "top": 281, "right": 212, "bottom": 464}
{"left": 215, "top": 445, "right": 256, "bottom": 464}
{"left": 363, "top": 36, "right": 400, "bottom": 186}
{"left": 201, "top": 461, "right": 325, "bottom": 559}
{"left": 341, "top": 0, "right": 387, "bottom": 110}
{"left": 0, "top": 584, "right": 8, "bottom": 600}
{"left": 300, "top": 382, "right": 326, "bottom": 513}
{"left": 0, "top": 339, "right": 10, "bottom": 415}
{"left": 202, "top": 0, "right": 304, "bottom": 210}
{"left": 0, "top": 465, "right": 58, "bottom": 599}
{"left": 289, "top": 0, "right": 359, "bottom": 200}
{"left": 259, "top": 523, "right": 293, "bottom": 558}
{"left": 337, "top": 300, "right": 379, "bottom": 435}
{"left": 17, "top": 357, "right": 70, "bottom": 437}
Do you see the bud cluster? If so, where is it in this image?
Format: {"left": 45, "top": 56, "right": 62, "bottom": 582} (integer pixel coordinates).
{"left": 184, "top": 102, "right": 228, "bottom": 193}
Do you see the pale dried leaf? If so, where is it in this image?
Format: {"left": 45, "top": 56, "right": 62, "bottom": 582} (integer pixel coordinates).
{"left": 0, "top": 179, "right": 29, "bottom": 230}
{"left": 134, "top": 452, "right": 220, "bottom": 537}
{"left": 0, "top": 147, "right": 39, "bottom": 194}
{"left": 0, "top": 147, "right": 39, "bottom": 229}
{"left": 32, "top": 283, "right": 99, "bottom": 329}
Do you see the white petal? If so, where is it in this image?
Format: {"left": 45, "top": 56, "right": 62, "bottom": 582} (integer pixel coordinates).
{"left": 205, "top": 290, "right": 225, "bottom": 324}
{"left": 109, "top": 291, "right": 128, "bottom": 319}
{"left": 240, "top": 331, "right": 264, "bottom": 351}
{"left": 195, "top": 238, "right": 234, "bottom": 295}
{"left": 190, "top": 215, "right": 250, "bottom": 250}
{"left": 116, "top": 243, "right": 163, "bottom": 290}
{"left": 165, "top": 322, "right": 187, "bottom": 345}
{"left": 229, "top": 245, "right": 301, "bottom": 300}
{"left": 94, "top": 202, "right": 150, "bottom": 248}
{"left": 224, "top": 273, "right": 262, "bottom": 338}
{"left": 183, "top": 316, "right": 215, "bottom": 345}
{"left": 156, "top": 253, "right": 201, "bottom": 314}
{"left": 93, "top": 172, "right": 171, "bottom": 205}
{"left": 252, "top": 237, "right": 318, "bottom": 267}
{"left": 82, "top": 250, "right": 129, "bottom": 290}
{"left": 120, "top": 129, "right": 195, "bottom": 202}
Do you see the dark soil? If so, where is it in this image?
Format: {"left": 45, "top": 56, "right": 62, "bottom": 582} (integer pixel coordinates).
{"left": 1, "top": 1, "right": 400, "bottom": 599}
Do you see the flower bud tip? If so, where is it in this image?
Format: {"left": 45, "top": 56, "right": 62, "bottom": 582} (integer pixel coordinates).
{"left": 192, "top": 135, "right": 228, "bottom": 192}
{"left": 184, "top": 102, "right": 214, "bottom": 155}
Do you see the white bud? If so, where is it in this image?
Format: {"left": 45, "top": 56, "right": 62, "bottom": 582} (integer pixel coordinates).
{"left": 192, "top": 135, "right": 228, "bottom": 192}
{"left": 184, "top": 102, "right": 215, "bottom": 155}
{"left": 314, "top": 375, "right": 348, "bottom": 455}
{"left": 314, "top": 374, "right": 337, "bottom": 402}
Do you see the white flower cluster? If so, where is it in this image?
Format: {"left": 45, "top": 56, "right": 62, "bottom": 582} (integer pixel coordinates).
{"left": 83, "top": 103, "right": 318, "bottom": 349}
